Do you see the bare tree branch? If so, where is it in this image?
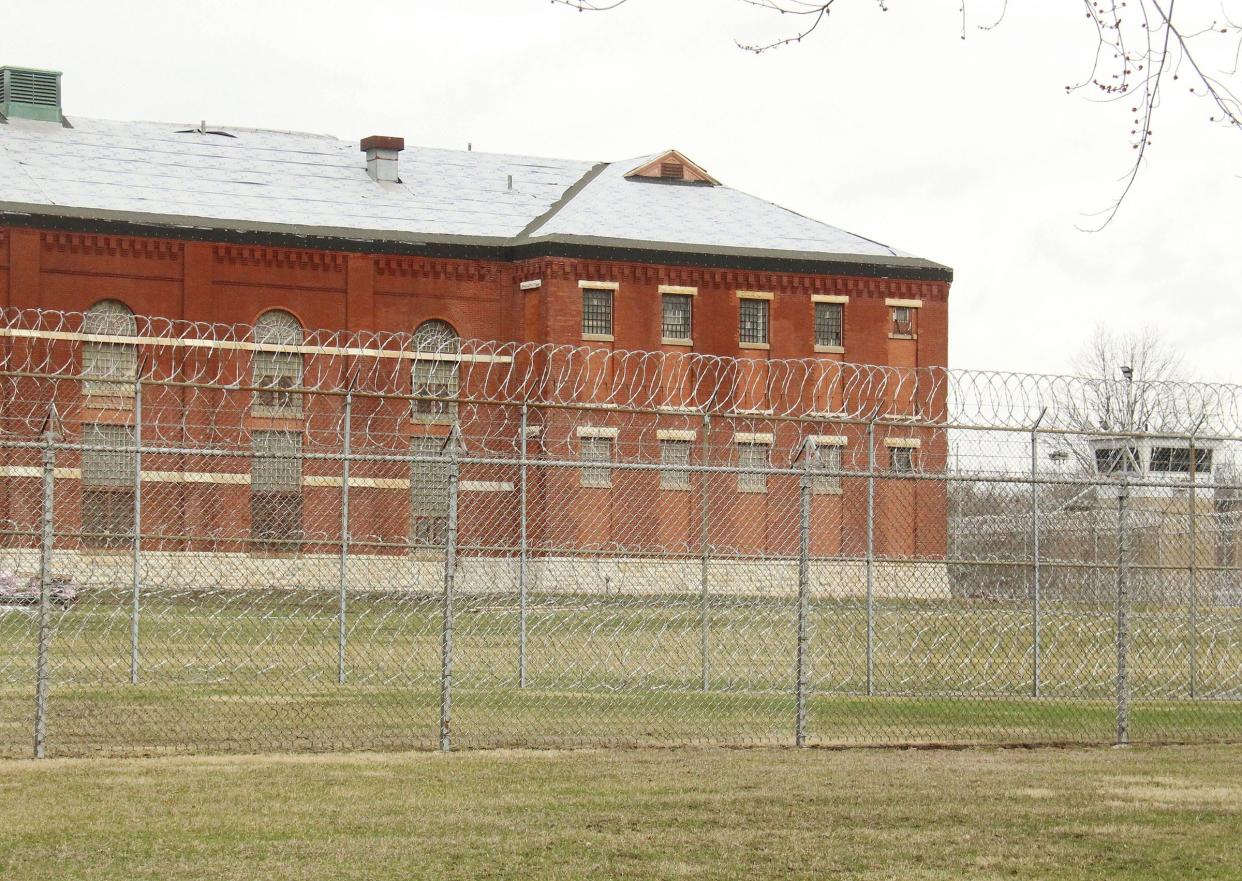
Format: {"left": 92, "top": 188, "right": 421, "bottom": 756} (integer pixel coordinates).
{"left": 553, "top": 0, "right": 1242, "bottom": 228}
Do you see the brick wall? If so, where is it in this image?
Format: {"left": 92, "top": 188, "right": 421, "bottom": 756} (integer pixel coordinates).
{"left": 1, "top": 224, "right": 950, "bottom": 561}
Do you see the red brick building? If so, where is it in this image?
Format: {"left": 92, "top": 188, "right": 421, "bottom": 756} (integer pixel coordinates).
{"left": 0, "top": 67, "right": 951, "bottom": 566}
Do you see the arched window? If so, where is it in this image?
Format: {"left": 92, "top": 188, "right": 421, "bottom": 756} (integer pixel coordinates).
{"left": 252, "top": 310, "right": 303, "bottom": 416}
{"left": 411, "top": 319, "right": 460, "bottom": 423}
{"left": 81, "top": 300, "right": 137, "bottom": 397}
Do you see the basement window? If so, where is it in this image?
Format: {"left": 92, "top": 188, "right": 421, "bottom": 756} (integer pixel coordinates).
{"left": 580, "top": 436, "right": 613, "bottom": 488}
{"left": 737, "top": 442, "right": 769, "bottom": 494}
{"left": 889, "top": 446, "right": 915, "bottom": 474}
{"left": 813, "top": 444, "right": 844, "bottom": 495}
{"left": 659, "top": 439, "right": 692, "bottom": 490}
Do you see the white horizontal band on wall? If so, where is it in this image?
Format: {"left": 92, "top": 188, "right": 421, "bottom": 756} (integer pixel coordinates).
{"left": 304, "top": 476, "right": 408, "bottom": 490}
{"left": 884, "top": 298, "right": 923, "bottom": 309}
{"left": 151, "top": 471, "right": 250, "bottom": 485}
{"left": 810, "top": 435, "right": 848, "bottom": 446}
{"left": 655, "top": 405, "right": 699, "bottom": 414}
{"left": 518, "top": 279, "right": 542, "bottom": 291}
{"left": 0, "top": 467, "right": 511, "bottom": 491}
{"left": 0, "top": 328, "right": 513, "bottom": 364}
{"left": 460, "top": 481, "right": 514, "bottom": 493}
{"left": 658, "top": 285, "right": 698, "bottom": 296}
{"left": 883, "top": 438, "right": 922, "bottom": 448}
{"left": 811, "top": 295, "right": 849, "bottom": 304}
{"left": 734, "top": 432, "right": 774, "bottom": 445}
{"left": 656, "top": 429, "right": 697, "bottom": 441}
{"left": 736, "top": 290, "right": 774, "bottom": 301}
{"left": 578, "top": 280, "right": 619, "bottom": 290}
{"left": 575, "top": 426, "right": 620, "bottom": 439}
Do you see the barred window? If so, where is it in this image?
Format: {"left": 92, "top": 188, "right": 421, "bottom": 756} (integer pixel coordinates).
{"left": 81, "top": 423, "right": 135, "bottom": 549}
{"left": 889, "top": 446, "right": 915, "bottom": 474}
{"left": 1150, "top": 446, "right": 1212, "bottom": 474}
{"left": 739, "top": 299, "right": 769, "bottom": 345}
{"left": 812, "top": 443, "right": 843, "bottom": 495}
{"left": 252, "top": 311, "right": 303, "bottom": 416}
{"left": 251, "top": 430, "right": 302, "bottom": 550}
{"left": 82, "top": 300, "right": 137, "bottom": 397}
{"left": 659, "top": 439, "right": 692, "bottom": 490}
{"left": 737, "top": 442, "right": 768, "bottom": 493}
{"left": 891, "top": 306, "right": 915, "bottom": 337}
{"left": 661, "top": 294, "right": 692, "bottom": 341}
{"left": 411, "top": 436, "right": 449, "bottom": 546}
{"left": 582, "top": 288, "right": 613, "bottom": 337}
{"left": 580, "top": 436, "right": 613, "bottom": 488}
{"left": 1095, "top": 446, "right": 1140, "bottom": 475}
{"left": 411, "top": 320, "right": 460, "bottom": 423}
{"left": 814, "top": 302, "right": 843, "bottom": 348}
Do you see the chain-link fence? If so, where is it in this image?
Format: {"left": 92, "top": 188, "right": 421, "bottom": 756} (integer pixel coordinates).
{"left": 0, "top": 306, "right": 1239, "bottom": 757}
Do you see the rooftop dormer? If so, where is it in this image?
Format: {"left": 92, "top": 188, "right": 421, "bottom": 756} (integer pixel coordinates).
{"left": 624, "top": 150, "right": 719, "bottom": 185}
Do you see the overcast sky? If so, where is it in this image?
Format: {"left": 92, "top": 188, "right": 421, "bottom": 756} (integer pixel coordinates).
{"left": 4, "top": 0, "right": 1240, "bottom": 381}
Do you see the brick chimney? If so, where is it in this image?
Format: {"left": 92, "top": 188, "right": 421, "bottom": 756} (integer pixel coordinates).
{"left": 360, "top": 135, "right": 404, "bottom": 183}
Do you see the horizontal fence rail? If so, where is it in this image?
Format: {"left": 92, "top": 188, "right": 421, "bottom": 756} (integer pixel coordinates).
{"left": 0, "top": 306, "right": 1239, "bottom": 757}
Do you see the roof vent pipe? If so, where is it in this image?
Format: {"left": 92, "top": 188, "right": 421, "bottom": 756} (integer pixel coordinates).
{"left": 360, "top": 135, "right": 404, "bottom": 183}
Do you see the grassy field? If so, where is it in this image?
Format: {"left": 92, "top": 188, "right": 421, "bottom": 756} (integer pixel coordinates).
{"left": 1, "top": 744, "right": 1240, "bottom": 880}
{"left": 2, "top": 592, "right": 1240, "bottom": 756}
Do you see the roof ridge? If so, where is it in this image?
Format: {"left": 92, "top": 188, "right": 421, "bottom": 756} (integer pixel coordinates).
{"left": 514, "top": 160, "right": 610, "bottom": 241}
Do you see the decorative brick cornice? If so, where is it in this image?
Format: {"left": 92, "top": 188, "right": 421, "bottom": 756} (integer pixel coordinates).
{"left": 374, "top": 255, "right": 501, "bottom": 282}
{"left": 41, "top": 232, "right": 183, "bottom": 261}
{"left": 213, "top": 244, "right": 345, "bottom": 272}
{"left": 534, "top": 258, "right": 948, "bottom": 302}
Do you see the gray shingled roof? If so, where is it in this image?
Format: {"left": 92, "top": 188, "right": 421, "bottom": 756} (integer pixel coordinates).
{"left": 522, "top": 152, "right": 910, "bottom": 258}
{"left": 0, "top": 115, "right": 940, "bottom": 268}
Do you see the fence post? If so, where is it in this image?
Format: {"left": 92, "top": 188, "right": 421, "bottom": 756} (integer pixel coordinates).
{"left": 518, "top": 402, "right": 528, "bottom": 689}
{"left": 1030, "top": 410, "right": 1046, "bottom": 698}
{"left": 1188, "top": 433, "right": 1198, "bottom": 699}
{"left": 699, "top": 411, "right": 711, "bottom": 693}
{"left": 796, "top": 437, "right": 814, "bottom": 748}
{"left": 865, "top": 417, "right": 876, "bottom": 697}
{"left": 439, "top": 425, "right": 460, "bottom": 752}
{"left": 130, "top": 378, "right": 143, "bottom": 685}
{"left": 1115, "top": 469, "right": 1131, "bottom": 746}
{"left": 34, "top": 419, "right": 56, "bottom": 759}
{"left": 337, "top": 390, "right": 352, "bottom": 685}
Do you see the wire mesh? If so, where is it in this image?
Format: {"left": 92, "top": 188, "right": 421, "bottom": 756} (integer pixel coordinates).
{"left": 0, "top": 305, "right": 1239, "bottom": 757}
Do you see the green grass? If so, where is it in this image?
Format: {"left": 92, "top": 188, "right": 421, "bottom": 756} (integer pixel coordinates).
{"left": 2, "top": 591, "right": 1240, "bottom": 756}
{"left": 2, "top": 745, "right": 1240, "bottom": 880}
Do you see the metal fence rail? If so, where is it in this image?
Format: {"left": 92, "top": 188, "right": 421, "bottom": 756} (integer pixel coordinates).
{"left": 0, "top": 306, "right": 1239, "bottom": 757}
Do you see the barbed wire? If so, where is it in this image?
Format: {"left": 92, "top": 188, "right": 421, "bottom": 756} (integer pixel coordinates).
{"left": 2, "top": 307, "right": 1241, "bottom": 439}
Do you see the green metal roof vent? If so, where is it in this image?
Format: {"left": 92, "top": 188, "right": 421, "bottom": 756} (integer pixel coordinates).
{"left": 1, "top": 67, "right": 63, "bottom": 123}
